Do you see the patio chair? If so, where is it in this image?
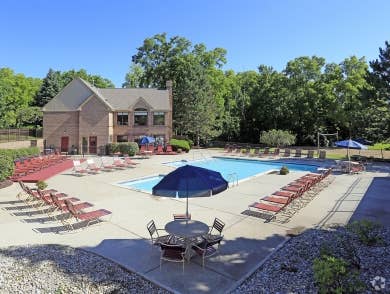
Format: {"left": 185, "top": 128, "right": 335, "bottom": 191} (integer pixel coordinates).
{"left": 86, "top": 158, "right": 101, "bottom": 174}
{"left": 249, "top": 201, "right": 285, "bottom": 214}
{"left": 155, "top": 145, "right": 162, "bottom": 155}
{"left": 294, "top": 149, "right": 302, "bottom": 158}
{"left": 249, "top": 147, "right": 260, "bottom": 157}
{"left": 270, "top": 148, "right": 280, "bottom": 158}
{"left": 262, "top": 195, "right": 290, "bottom": 205}
{"left": 173, "top": 213, "right": 192, "bottom": 220}
{"left": 306, "top": 150, "right": 314, "bottom": 159}
{"left": 112, "top": 157, "right": 128, "bottom": 169}
{"left": 73, "top": 160, "right": 88, "bottom": 175}
{"left": 49, "top": 193, "right": 93, "bottom": 224}
{"left": 259, "top": 147, "right": 270, "bottom": 157}
{"left": 165, "top": 145, "right": 177, "bottom": 155}
{"left": 159, "top": 243, "right": 190, "bottom": 271}
{"left": 192, "top": 235, "right": 223, "bottom": 267}
{"left": 123, "top": 155, "right": 138, "bottom": 165}
{"left": 283, "top": 149, "right": 291, "bottom": 157}
{"left": 100, "top": 157, "right": 115, "bottom": 171}
{"left": 64, "top": 199, "right": 112, "bottom": 230}
{"left": 203, "top": 217, "right": 225, "bottom": 240}
{"left": 147, "top": 220, "right": 172, "bottom": 246}
{"left": 319, "top": 150, "right": 326, "bottom": 160}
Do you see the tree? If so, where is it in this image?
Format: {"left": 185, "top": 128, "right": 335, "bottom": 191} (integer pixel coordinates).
{"left": 15, "top": 107, "right": 42, "bottom": 127}
{"left": 60, "top": 69, "right": 115, "bottom": 88}
{"left": 284, "top": 56, "right": 327, "bottom": 144}
{"left": 370, "top": 41, "right": 390, "bottom": 100}
{"left": 34, "top": 68, "right": 62, "bottom": 107}
{"left": 366, "top": 41, "right": 390, "bottom": 141}
{"left": 172, "top": 55, "right": 222, "bottom": 144}
{"left": 0, "top": 68, "right": 41, "bottom": 127}
{"left": 130, "top": 33, "right": 227, "bottom": 143}
{"left": 122, "top": 63, "right": 144, "bottom": 88}
{"left": 259, "top": 129, "right": 296, "bottom": 147}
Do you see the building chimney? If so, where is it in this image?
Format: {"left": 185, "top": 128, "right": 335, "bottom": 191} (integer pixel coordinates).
{"left": 166, "top": 80, "right": 173, "bottom": 140}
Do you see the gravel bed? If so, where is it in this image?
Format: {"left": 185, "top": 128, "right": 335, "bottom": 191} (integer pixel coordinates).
{"left": 233, "top": 225, "right": 390, "bottom": 293}
{"left": 0, "top": 244, "right": 170, "bottom": 294}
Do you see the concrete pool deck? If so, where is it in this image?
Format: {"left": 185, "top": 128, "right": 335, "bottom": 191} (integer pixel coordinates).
{"left": 0, "top": 150, "right": 389, "bottom": 293}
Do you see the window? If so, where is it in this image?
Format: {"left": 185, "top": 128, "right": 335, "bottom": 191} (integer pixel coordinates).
{"left": 117, "top": 112, "right": 128, "bottom": 126}
{"left": 153, "top": 112, "right": 165, "bottom": 126}
{"left": 117, "top": 135, "right": 128, "bottom": 142}
{"left": 134, "top": 108, "right": 148, "bottom": 126}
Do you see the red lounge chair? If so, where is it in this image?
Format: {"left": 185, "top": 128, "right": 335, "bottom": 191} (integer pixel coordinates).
{"left": 64, "top": 199, "right": 112, "bottom": 230}
{"left": 259, "top": 148, "right": 270, "bottom": 157}
{"left": 249, "top": 202, "right": 284, "bottom": 212}
{"left": 112, "top": 158, "right": 127, "bottom": 169}
{"left": 123, "top": 156, "right": 138, "bottom": 165}
{"left": 273, "top": 190, "right": 296, "bottom": 198}
{"left": 86, "top": 159, "right": 101, "bottom": 173}
{"left": 165, "top": 145, "right": 177, "bottom": 155}
{"left": 262, "top": 195, "right": 290, "bottom": 205}
{"left": 156, "top": 145, "right": 165, "bottom": 155}
{"left": 73, "top": 160, "right": 88, "bottom": 175}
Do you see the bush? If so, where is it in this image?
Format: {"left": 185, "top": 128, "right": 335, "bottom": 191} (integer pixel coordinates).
{"left": 118, "top": 142, "right": 139, "bottom": 156}
{"left": 169, "top": 139, "right": 191, "bottom": 152}
{"left": 0, "top": 153, "right": 14, "bottom": 181}
{"left": 36, "top": 180, "right": 48, "bottom": 190}
{"left": 260, "top": 129, "right": 296, "bottom": 147}
{"left": 369, "top": 143, "right": 390, "bottom": 151}
{"left": 280, "top": 166, "right": 289, "bottom": 175}
{"left": 346, "top": 219, "right": 383, "bottom": 246}
{"left": 187, "top": 139, "right": 194, "bottom": 148}
{"left": 106, "top": 143, "right": 139, "bottom": 156}
{"left": 106, "top": 143, "right": 119, "bottom": 155}
{"left": 313, "top": 255, "right": 365, "bottom": 293}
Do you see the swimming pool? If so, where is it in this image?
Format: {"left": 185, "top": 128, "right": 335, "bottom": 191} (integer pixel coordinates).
{"left": 118, "top": 175, "right": 165, "bottom": 193}
{"left": 118, "top": 157, "right": 318, "bottom": 193}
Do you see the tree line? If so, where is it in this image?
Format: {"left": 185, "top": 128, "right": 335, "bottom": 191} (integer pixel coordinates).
{"left": 0, "top": 34, "right": 389, "bottom": 145}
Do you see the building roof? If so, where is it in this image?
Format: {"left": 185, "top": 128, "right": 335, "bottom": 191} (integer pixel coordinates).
{"left": 43, "top": 77, "right": 170, "bottom": 112}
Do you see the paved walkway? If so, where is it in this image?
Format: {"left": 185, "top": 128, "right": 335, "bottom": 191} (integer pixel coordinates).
{"left": 0, "top": 151, "right": 388, "bottom": 293}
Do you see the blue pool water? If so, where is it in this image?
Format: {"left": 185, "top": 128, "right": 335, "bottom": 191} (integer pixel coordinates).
{"left": 118, "top": 175, "right": 164, "bottom": 192}
{"left": 118, "top": 157, "right": 318, "bottom": 193}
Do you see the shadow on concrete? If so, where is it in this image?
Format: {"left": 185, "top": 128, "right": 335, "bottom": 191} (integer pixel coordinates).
{"left": 349, "top": 177, "right": 390, "bottom": 226}
{"left": 81, "top": 232, "right": 287, "bottom": 294}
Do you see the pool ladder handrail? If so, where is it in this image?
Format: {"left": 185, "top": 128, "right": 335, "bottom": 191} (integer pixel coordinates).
{"left": 226, "top": 172, "right": 238, "bottom": 188}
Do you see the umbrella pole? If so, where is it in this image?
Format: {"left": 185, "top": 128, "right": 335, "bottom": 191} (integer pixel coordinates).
{"left": 347, "top": 147, "right": 350, "bottom": 173}
{"left": 186, "top": 181, "right": 189, "bottom": 222}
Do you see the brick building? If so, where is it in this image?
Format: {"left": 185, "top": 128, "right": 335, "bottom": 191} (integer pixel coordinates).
{"left": 43, "top": 78, "right": 173, "bottom": 154}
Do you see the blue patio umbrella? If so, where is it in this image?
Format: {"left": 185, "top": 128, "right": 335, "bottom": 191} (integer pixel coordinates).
{"left": 152, "top": 165, "right": 229, "bottom": 218}
{"left": 335, "top": 139, "right": 368, "bottom": 150}
{"left": 335, "top": 139, "right": 368, "bottom": 169}
{"left": 139, "top": 136, "right": 155, "bottom": 145}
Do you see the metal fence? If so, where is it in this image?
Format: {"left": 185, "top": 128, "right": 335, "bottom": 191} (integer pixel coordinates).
{"left": 0, "top": 128, "right": 42, "bottom": 142}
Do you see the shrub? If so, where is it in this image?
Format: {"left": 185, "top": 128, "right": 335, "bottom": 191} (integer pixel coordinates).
{"left": 280, "top": 166, "right": 289, "bottom": 175}
{"left": 187, "top": 139, "right": 194, "bottom": 148}
{"left": 346, "top": 219, "right": 383, "bottom": 246}
{"left": 106, "top": 143, "right": 119, "bottom": 155}
{"left": 169, "top": 139, "right": 190, "bottom": 152}
{"left": 118, "top": 142, "right": 139, "bottom": 156}
{"left": 36, "top": 180, "right": 48, "bottom": 190}
{"left": 106, "top": 143, "right": 139, "bottom": 156}
{"left": 3, "top": 147, "right": 40, "bottom": 161}
{"left": 0, "top": 153, "right": 14, "bottom": 181}
{"left": 0, "top": 147, "right": 39, "bottom": 181}
{"left": 313, "top": 255, "right": 365, "bottom": 293}
{"left": 260, "top": 129, "right": 296, "bottom": 147}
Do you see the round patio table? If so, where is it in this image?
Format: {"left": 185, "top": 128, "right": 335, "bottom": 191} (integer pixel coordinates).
{"left": 165, "top": 220, "right": 209, "bottom": 238}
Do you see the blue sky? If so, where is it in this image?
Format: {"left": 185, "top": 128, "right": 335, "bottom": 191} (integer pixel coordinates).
{"left": 1, "top": 0, "right": 389, "bottom": 87}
